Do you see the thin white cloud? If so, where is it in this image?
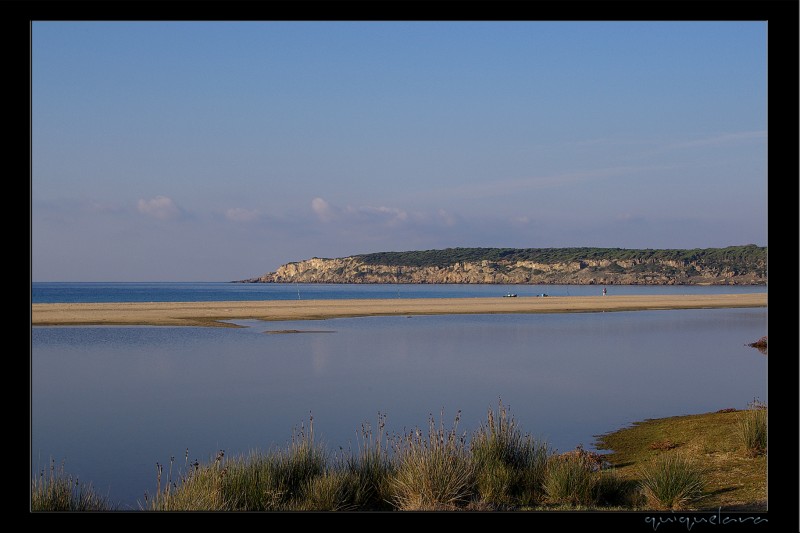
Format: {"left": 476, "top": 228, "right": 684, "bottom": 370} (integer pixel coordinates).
{"left": 311, "top": 197, "right": 472, "bottom": 233}
{"left": 226, "top": 207, "right": 261, "bottom": 222}
{"left": 313, "top": 197, "right": 411, "bottom": 226}
{"left": 137, "top": 195, "right": 182, "bottom": 220}
{"left": 311, "top": 197, "right": 336, "bottom": 222}
{"left": 614, "top": 213, "right": 646, "bottom": 223}
{"left": 523, "top": 137, "right": 655, "bottom": 153}
{"left": 666, "top": 130, "right": 766, "bottom": 150}
{"left": 527, "top": 131, "right": 765, "bottom": 155}
{"left": 629, "top": 130, "right": 767, "bottom": 161}
{"left": 437, "top": 209, "right": 457, "bottom": 227}
{"left": 347, "top": 205, "right": 409, "bottom": 225}
{"left": 444, "top": 165, "right": 661, "bottom": 200}
{"left": 87, "top": 201, "right": 125, "bottom": 214}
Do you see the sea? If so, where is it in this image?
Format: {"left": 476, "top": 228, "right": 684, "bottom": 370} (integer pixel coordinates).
{"left": 31, "top": 281, "right": 766, "bottom": 303}
{"left": 31, "top": 282, "right": 767, "bottom": 509}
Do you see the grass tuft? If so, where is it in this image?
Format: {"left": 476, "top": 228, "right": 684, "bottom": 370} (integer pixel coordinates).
{"left": 638, "top": 452, "right": 705, "bottom": 510}
{"left": 738, "top": 400, "right": 767, "bottom": 457}
{"left": 339, "top": 412, "right": 394, "bottom": 510}
{"left": 146, "top": 419, "right": 327, "bottom": 511}
{"left": 542, "top": 446, "right": 600, "bottom": 506}
{"left": 389, "top": 410, "right": 475, "bottom": 510}
{"left": 470, "top": 400, "right": 549, "bottom": 506}
{"left": 299, "top": 470, "right": 354, "bottom": 511}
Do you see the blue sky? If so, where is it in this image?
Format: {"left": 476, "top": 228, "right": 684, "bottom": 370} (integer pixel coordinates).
{"left": 32, "top": 21, "right": 767, "bottom": 281}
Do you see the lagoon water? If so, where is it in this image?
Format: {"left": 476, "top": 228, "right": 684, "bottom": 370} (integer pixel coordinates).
{"left": 31, "top": 284, "right": 767, "bottom": 509}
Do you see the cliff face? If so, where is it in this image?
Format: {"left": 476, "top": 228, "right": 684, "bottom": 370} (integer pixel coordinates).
{"left": 241, "top": 253, "right": 767, "bottom": 285}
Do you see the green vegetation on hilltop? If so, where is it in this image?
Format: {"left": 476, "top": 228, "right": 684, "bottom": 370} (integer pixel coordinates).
{"left": 355, "top": 245, "right": 766, "bottom": 272}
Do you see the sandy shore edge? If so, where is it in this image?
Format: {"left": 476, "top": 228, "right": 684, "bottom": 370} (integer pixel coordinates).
{"left": 31, "top": 293, "right": 766, "bottom": 327}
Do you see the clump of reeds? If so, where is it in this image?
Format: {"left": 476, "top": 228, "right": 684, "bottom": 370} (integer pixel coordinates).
{"left": 638, "top": 452, "right": 705, "bottom": 510}
{"left": 146, "top": 417, "right": 327, "bottom": 511}
{"left": 470, "top": 400, "right": 549, "bottom": 507}
{"left": 738, "top": 399, "right": 767, "bottom": 457}
{"left": 143, "top": 449, "right": 227, "bottom": 511}
{"left": 542, "top": 445, "right": 601, "bottom": 506}
{"left": 389, "top": 410, "right": 475, "bottom": 510}
{"left": 31, "top": 458, "right": 114, "bottom": 511}
{"left": 300, "top": 470, "right": 354, "bottom": 511}
{"left": 303, "top": 412, "right": 394, "bottom": 511}
{"left": 338, "top": 412, "right": 394, "bottom": 510}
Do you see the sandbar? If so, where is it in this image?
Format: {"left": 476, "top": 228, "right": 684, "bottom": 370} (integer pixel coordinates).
{"left": 31, "top": 293, "right": 767, "bottom": 327}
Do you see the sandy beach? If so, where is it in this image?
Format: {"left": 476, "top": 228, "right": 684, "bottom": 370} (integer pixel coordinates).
{"left": 31, "top": 293, "right": 767, "bottom": 327}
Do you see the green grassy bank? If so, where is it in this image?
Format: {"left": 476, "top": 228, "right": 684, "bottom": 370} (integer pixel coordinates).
{"left": 594, "top": 402, "right": 767, "bottom": 511}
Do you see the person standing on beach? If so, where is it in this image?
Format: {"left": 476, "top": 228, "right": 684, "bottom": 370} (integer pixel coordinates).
{"left": 602, "top": 287, "right": 607, "bottom": 296}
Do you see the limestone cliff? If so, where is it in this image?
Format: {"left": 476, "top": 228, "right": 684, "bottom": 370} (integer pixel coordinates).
{"left": 239, "top": 246, "right": 767, "bottom": 285}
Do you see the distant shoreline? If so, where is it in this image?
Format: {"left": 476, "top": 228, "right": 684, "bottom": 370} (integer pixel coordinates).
{"left": 31, "top": 293, "right": 767, "bottom": 327}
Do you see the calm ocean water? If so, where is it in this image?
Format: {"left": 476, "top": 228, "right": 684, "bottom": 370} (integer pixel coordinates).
{"left": 31, "top": 281, "right": 767, "bottom": 304}
{"left": 31, "top": 300, "right": 767, "bottom": 509}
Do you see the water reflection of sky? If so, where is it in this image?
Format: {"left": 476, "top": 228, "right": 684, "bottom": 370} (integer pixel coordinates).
{"left": 31, "top": 308, "right": 767, "bottom": 508}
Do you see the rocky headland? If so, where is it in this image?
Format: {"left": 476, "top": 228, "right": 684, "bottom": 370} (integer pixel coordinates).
{"left": 239, "top": 245, "right": 767, "bottom": 286}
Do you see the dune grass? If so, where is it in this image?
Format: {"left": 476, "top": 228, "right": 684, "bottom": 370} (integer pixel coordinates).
{"left": 31, "top": 459, "right": 114, "bottom": 512}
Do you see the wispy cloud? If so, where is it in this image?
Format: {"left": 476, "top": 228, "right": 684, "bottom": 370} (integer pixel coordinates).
{"left": 87, "top": 201, "right": 126, "bottom": 214}
{"left": 309, "top": 197, "right": 468, "bottom": 239}
{"left": 312, "top": 197, "right": 412, "bottom": 226}
{"left": 523, "top": 137, "right": 656, "bottom": 154}
{"left": 628, "top": 130, "right": 767, "bottom": 161}
{"left": 665, "top": 130, "right": 766, "bottom": 150}
{"left": 311, "top": 197, "right": 336, "bottom": 223}
{"left": 526, "top": 131, "right": 765, "bottom": 156}
{"left": 437, "top": 209, "right": 457, "bottom": 227}
{"left": 137, "top": 195, "right": 182, "bottom": 220}
{"left": 225, "top": 207, "right": 261, "bottom": 222}
{"left": 442, "top": 165, "right": 661, "bottom": 200}
{"left": 613, "top": 212, "right": 648, "bottom": 225}
{"left": 345, "top": 205, "right": 409, "bottom": 226}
